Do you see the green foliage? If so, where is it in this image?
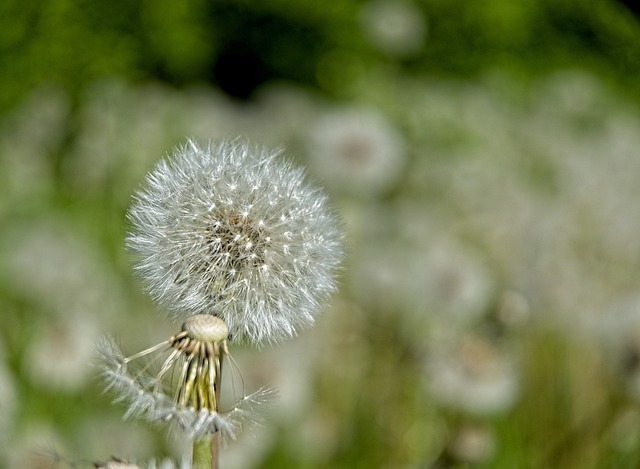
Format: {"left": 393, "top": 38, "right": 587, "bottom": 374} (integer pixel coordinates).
{"left": 1, "top": 0, "right": 640, "bottom": 112}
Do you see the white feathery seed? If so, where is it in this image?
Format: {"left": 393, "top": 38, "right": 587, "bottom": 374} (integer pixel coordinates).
{"left": 96, "top": 335, "right": 277, "bottom": 442}
{"left": 127, "top": 139, "right": 343, "bottom": 344}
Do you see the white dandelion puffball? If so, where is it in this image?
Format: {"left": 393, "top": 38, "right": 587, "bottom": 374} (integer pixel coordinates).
{"left": 425, "top": 335, "right": 520, "bottom": 416}
{"left": 127, "top": 139, "right": 343, "bottom": 344}
{"left": 359, "top": 0, "right": 427, "bottom": 58}
{"left": 305, "top": 107, "right": 405, "bottom": 197}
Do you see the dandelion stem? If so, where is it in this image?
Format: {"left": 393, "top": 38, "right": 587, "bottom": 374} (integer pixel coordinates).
{"left": 192, "top": 436, "right": 217, "bottom": 469}
{"left": 211, "top": 432, "right": 221, "bottom": 469}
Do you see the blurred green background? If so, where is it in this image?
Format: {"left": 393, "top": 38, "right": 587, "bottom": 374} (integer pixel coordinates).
{"left": 2, "top": 0, "right": 640, "bottom": 467}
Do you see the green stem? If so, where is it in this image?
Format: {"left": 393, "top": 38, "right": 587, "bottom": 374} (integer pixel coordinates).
{"left": 192, "top": 435, "right": 219, "bottom": 469}
{"left": 193, "top": 337, "right": 223, "bottom": 468}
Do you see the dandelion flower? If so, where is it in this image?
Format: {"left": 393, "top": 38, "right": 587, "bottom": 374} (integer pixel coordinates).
{"left": 359, "top": 0, "right": 427, "bottom": 58}
{"left": 424, "top": 335, "right": 520, "bottom": 416}
{"left": 127, "top": 139, "right": 343, "bottom": 344}
{"left": 305, "top": 107, "right": 405, "bottom": 197}
{"left": 448, "top": 425, "right": 496, "bottom": 465}
{"left": 97, "top": 314, "right": 277, "bottom": 441}
{"left": 93, "top": 457, "right": 193, "bottom": 469}
{"left": 26, "top": 314, "right": 99, "bottom": 391}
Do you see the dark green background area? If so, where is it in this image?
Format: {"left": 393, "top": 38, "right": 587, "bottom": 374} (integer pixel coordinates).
{"left": 1, "top": 0, "right": 639, "bottom": 112}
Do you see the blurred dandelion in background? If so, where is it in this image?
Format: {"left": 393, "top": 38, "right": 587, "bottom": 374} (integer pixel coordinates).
{"left": 424, "top": 333, "right": 520, "bottom": 416}
{"left": 36, "top": 454, "right": 194, "bottom": 469}
{"left": 0, "top": 340, "right": 17, "bottom": 451}
{"left": 25, "top": 313, "right": 100, "bottom": 392}
{"left": 359, "top": 0, "right": 427, "bottom": 57}
{"left": 305, "top": 107, "right": 406, "bottom": 198}
{"left": 447, "top": 424, "right": 497, "bottom": 465}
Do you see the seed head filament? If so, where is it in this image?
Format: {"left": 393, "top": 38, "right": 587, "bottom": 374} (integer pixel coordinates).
{"left": 169, "top": 330, "right": 227, "bottom": 412}
{"left": 99, "top": 313, "right": 277, "bottom": 441}
{"left": 118, "top": 314, "right": 233, "bottom": 417}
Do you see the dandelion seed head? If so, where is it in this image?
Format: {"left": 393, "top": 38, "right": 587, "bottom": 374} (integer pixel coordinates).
{"left": 305, "top": 108, "right": 405, "bottom": 197}
{"left": 359, "top": 0, "right": 427, "bottom": 58}
{"left": 26, "top": 314, "right": 99, "bottom": 391}
{"left": 449, "top": 425, "right": 496, "bottom": 465}
{"left": 127, "top": 139, "right": 342, "bottom": 344}
{"left": 424, "top": 335, "right": 520, "bottom": 416}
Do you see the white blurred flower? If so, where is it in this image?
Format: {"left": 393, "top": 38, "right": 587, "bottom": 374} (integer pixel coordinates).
{"left": 25, "top": 314, "right": 99, "bottom": 391}
{"left": 585, "top": 295, "right": 640, "bottom": 400}
{"left": 145, "top": 460, "right": 192, "bottom": 469}
{"left": 5, "top": 423, "right": 66, "bottom": 469}
{"left": 359, "top": 0, "right": 427, "bottom": 57}
{"left": 127, "top": 139, "right": 343, "bottom": 344}
{"left": 78, "top": 414, "right": 156, "bottom": 464}
{"left": 4, "top": 217, "right": 126, "bottom": 326}
{"left": 97, "top": 315, "right": 277, "bottom": 442}
{"left": 305, "top": 107, "right": 405, "bottom": 197}
{"left": 0, "top": 86, "right": 68, "bottom": 204}
{"left": 0, "top": 341, "right": 16, "bottom": 453}
{"left": 94, "top": 457, "right": 143, "bottom": 469}
{"left": 353, "top": 232, "right": 494, "bottom": 326}
{"left": 425, "top": 335, "right": 519, "bottom": 416}
{"left": 39, "top": 453, "right": 193, "bottom": 469}
{"left": 94, "top": 457, "right": 193, "bottom": 469}
{"left": 448, "top": 425, "right": 496, "bottom": 464}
